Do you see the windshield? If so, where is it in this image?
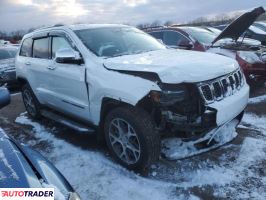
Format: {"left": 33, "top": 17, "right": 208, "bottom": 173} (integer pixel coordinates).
{"left": 249, "top": 25, "right": 266, "bottom": 34}
{"left": 0, "top": 49, "right": 17, "bottom": 60}
{"left": 183, "top": 28, "right": 217, "bottom": 45}
{"left": 207, "top": 27, "right": 222, "bottom": 35}
{"left": 254, "top": 22, "right": 266, "bottom": 32}
{"left": 75, "top": 27, "right": 166, "bottom": 58}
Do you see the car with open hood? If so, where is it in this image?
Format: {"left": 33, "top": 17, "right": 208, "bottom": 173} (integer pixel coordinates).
{"left": 15, "top": 24, "right": 249, "bottom": 171}
{"left": 145, "top": 7, "right": 266, "bottom": 86}
{"left": 0, "top": 87, "right": 80, "bottom": 199}
{"left": 215, "top": 23, "right": 266, "bottom": 46}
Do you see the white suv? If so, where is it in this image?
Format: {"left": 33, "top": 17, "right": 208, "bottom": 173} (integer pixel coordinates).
{"left": 16, "top": 24, "right": 249, "bottom": 170}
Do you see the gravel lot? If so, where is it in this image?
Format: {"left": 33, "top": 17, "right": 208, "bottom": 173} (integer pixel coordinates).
{"left": 0, "top": 86, "right": 266, "bottom": 200}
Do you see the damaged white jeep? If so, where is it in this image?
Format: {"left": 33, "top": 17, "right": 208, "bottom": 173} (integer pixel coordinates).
{"left": 16, "top": 24, "right": 249, "bottom": 170}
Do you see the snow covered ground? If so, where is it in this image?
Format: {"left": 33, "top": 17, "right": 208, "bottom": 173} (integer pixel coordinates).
{"left": 14, "top": 96, "right": 266, "bottom": 200}
{"left": 15, "top": 113, "right": 185, "bottom": 200}
{"left": 0, "top": 91, "right": 265, "bottom": 199}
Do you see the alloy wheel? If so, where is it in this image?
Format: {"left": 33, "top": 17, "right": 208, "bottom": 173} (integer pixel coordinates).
{"left": 108, "top": 118, "right": 141, "bottom": 165}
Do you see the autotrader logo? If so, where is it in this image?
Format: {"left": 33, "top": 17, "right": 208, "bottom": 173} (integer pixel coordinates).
{"left": 0, "top": 188, "right": 54, "bottom": 200}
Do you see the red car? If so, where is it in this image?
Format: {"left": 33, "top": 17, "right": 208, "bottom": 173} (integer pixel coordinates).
{"left": 145, "top": 7, "right": 266, "bottom": 86}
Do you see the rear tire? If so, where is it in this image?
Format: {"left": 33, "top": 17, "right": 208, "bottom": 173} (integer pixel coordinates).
{"left": 104, "top": 106, "right": 160, "bottom": 171}
{"left": 21, "top": 84, "right": 41, "bottom": 119}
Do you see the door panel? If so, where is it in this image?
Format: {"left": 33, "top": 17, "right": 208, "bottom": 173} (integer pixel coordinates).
{"left": 28, "top": 37, "right": 53, "bottom": 104}
{"left": 47, "top": 36, "right": 90, "bottom": 121}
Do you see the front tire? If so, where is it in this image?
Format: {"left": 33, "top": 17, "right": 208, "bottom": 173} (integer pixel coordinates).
{"left": 104, "top": 106, "right": 160, "bottom": 171}
{"left": 21, "top": 84, "right": 41, "bottom": 119}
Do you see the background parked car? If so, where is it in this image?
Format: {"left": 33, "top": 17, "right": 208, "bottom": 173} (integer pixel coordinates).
{"left": 0, "top": 87, "right": 80, "bottom": 200}
{"left": 145, "top": 7, "right": 266, "bottom": 86}
{"left": 215, "top": 23, "right": 266, "bottom": 46}
{"left": 253, "top": 21, "right": 266, "bottom": 32}
{"left": 0, "top": 46, "right": 18, "bottom": 87}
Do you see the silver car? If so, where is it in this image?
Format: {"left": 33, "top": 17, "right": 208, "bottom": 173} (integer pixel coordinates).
{"left": 0, "top": 46, "right": 18, "bottom": 87}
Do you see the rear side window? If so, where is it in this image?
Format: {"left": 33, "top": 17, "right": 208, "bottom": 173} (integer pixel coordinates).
{"left": 20, "top": 38, "right": 32, "bottom": 57}
{"left": 33, "top": 37, "right": 49, "bottom": 59}
{"left": 150, "top": 31, "right": 163, "bottom": 40}
{"left": 163, "top": 31, "right": 190, "bottom": 46}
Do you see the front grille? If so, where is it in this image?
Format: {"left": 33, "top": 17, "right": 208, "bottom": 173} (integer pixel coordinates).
{"left": 199, "top": 69, "right": 244, "bottom": 104}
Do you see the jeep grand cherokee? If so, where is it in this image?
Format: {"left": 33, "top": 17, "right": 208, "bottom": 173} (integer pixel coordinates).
{"left": 15, "top": 24, "right": 249, "bottom": 170}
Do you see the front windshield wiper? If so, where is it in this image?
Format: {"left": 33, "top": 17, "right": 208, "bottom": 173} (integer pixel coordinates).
{"left": 110, "top": 52, "right": 132, "bottom": 58}
{"left": 104, "top": 49, "right": 155, "bottom": 59}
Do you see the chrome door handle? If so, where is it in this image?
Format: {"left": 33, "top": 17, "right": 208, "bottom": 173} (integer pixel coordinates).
{"left": 47, "top": 66, "right": 56, "bottom": 70}
{"left": 25, "top": 62, "right": 31, "bottom": 66}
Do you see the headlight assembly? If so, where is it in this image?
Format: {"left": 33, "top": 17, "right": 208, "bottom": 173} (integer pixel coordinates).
{"left": 150, "top": 88, "right": 187, "bottom": 106}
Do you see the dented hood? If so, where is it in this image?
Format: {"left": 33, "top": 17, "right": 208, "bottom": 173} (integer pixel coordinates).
{"left": 212, "top": 7, "right": 265, "bottom": 44}
{"left": 104, "top": 49, "right": 239, "bottom": 84}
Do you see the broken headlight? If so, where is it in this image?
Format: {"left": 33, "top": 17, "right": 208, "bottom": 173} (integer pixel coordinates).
{"left": 150, "top": 88, "right": 187, "bottom": 106}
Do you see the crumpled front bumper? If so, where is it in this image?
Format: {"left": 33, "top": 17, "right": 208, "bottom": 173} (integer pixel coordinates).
{"left": 163, "top": 83, "right": 249, "bottom": 135}
{"left": 208, "top": 82, "right": 249, "bottom": 126}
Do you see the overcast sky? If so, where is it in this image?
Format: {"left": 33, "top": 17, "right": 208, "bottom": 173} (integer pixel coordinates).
{"left": 0, "top": 0, "right": 265, "bottom": 32}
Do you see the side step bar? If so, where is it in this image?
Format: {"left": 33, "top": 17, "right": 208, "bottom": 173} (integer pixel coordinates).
{"left": 41, "top": 110, "right": 95, "bottom": 133}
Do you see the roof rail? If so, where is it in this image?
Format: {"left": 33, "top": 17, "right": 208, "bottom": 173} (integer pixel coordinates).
{"left": 33, "top": 24, "right": 65, "bottom": 32}
{"left": 140, "top": 25, "right": 166, "bottom": 31}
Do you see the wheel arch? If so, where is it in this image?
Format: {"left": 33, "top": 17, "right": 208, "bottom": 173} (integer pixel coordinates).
{"left": 17, "top": 77, "right": 29, "bottom": 88}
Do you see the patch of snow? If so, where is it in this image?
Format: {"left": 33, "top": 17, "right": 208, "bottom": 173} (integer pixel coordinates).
{"left": 242, "top": 113, "right": 266, "bottom": 134}
{"left": 14, "top": 112, "right": 266, "bottom": 200}
{"left": 237, "top": 137, "right": 266, "bottom": 165}
{"left": 0, "top": 149, "right": 19, "bottom": 180}
{"left": 0, "top": 171, "right": 6, "bottom": 180}
{"left": 11, "top": 92, "right": 20, "bottom": 96}
{"left": 162, "top": 120, "right": 238, "bottom": 160}
{"left": 180, "top": 165, "right": 237, "bottom": 188}
{"left": 248, "top": 94, "right": 266, "bottom": 104}
{"left": 177, "top": 136, "right": 266, "bottom": 199}
{"left": 15, "top": 113, "right": 188, "bottom": 200}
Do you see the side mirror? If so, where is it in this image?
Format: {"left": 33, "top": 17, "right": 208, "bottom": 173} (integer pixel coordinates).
{"left": 55, "top": 48, "right": 83, "bottom": 64}
{"left": 0, "top": 87, "right": 10, "bottom": 109}
{"left": 178, "top": 41, "right": 193, "bottom": 50}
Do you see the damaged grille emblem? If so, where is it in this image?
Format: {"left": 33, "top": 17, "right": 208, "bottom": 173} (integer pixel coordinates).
{"left": 198, "top": 69, "right": 244, "bottom": 104}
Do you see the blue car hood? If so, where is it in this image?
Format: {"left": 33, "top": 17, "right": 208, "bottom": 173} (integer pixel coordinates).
{"left": 0, "top": 131, "right": 42, "bottom": 188}
{"left": 0, "top": 130, "right": 73, "bottom": 197}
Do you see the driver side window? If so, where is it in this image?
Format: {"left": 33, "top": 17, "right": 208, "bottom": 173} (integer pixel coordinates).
{"left": 52, "top": 36, "right": 72, "bottom": 59}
